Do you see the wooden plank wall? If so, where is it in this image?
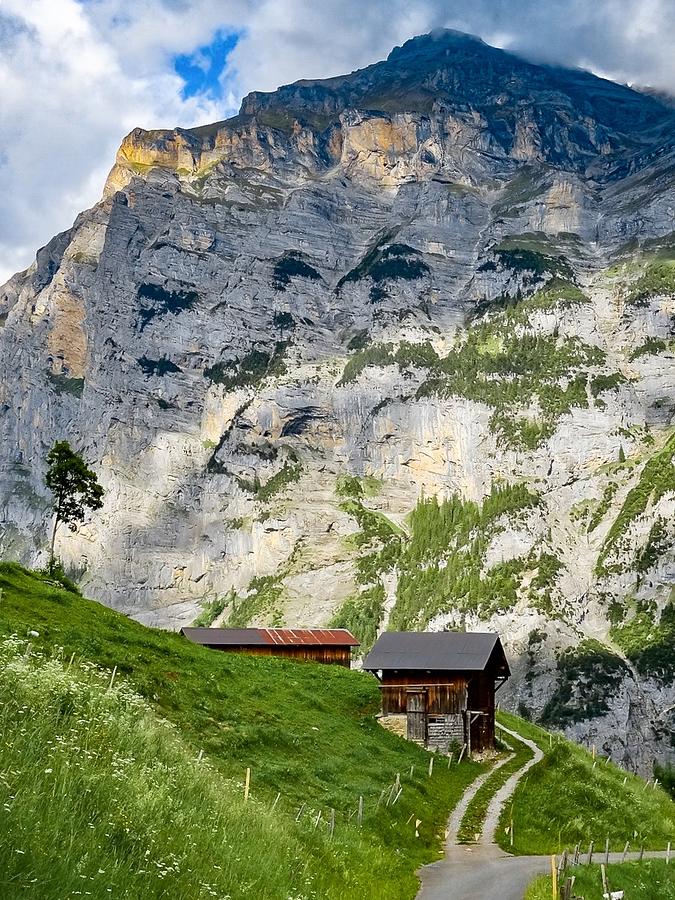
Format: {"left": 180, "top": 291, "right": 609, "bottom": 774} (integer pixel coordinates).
{"left": 378, "top": 670, "right": 499, "bottom": 751}
{"left": 380, "top": 678, "right": 468, "bottom": 716}
{"left": 204, "top": 645, "right": 353, "bottom": 667}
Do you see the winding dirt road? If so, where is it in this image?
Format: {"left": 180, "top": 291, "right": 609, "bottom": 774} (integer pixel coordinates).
{"left": 416, "top": 724, "right": 667, "bottom": 900}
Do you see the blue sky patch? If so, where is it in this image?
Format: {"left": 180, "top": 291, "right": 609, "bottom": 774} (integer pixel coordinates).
{"left": 174, "top": 30, "right": 239, "bottom": 101}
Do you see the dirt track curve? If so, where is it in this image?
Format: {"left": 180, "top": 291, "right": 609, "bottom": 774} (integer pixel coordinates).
{"left": 416, "top": 724, "right": 666, "bottom": 900}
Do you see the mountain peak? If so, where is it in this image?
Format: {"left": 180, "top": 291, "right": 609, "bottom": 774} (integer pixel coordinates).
{"left": 105, "top": 28, "right": 674, "bottom": 198}
{"left": 385, "top": 28, "right": 488, "bottom": 62}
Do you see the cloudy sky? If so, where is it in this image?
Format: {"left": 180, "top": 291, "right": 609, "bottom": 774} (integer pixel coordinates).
{"left": 1, "top": 0, "right": 674, "bottom": 283}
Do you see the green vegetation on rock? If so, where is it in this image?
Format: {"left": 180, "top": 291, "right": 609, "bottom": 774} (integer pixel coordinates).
{"left": 339, "top": 243, "right": 429, "bottom": 302}
{"left": 390, "top": 484, "right": 541, "bottom": 628}
{"left": 329, "top": 584, "right": 386, "bottom": 658}
{"left": 479, "top": 246, "right": 574, "bottom": 285}
{"left": 597, "top": 431, "right": 675, "bottom": 572}
{"left": 272, "top": 251, "right": 321, "bottom": 290}
{"left": 48, "top": 373, "right": 85, "bottom": 398}
{"left": 227, "top": 573, "right": 285, "bottom": 627}
{"left": 611, "top": 602, "right": 675, "bottom": 684}
{"left": 630, "top": 336, "right": 669, "bottom": 360}
{"left": 193, "top": 588, "right": 236, "bottom": 627}
{"left": 138, "top": 355, "right": 181, "bottom": 376}
{"left": 540, "top": 639, "right": 629, "bottom": 727}
{"left": 338, "top": 283, "right": 611, "bottom": 447}
{"left": 137, "top": 282, "right": 198, "bottom": 330}
{"left": 205, "top": 341, "right": 288, "bottom": 391}
{"left": 626, "top": 258, "right": 675, "bottom": 305}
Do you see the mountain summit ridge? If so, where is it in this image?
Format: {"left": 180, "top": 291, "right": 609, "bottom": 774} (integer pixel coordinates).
{"left": 104, "top": 28, "right": 675, "bottom": 201}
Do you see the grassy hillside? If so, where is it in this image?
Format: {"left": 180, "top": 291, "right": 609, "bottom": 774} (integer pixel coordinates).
{"left": 525, "top": 860, "right": 675, "bottom": 899}
{"left": 498, "top": 712, "right": 675, "bottom": 855}
{"left": 0, "top": 563, "right": 484, "bottom": 899}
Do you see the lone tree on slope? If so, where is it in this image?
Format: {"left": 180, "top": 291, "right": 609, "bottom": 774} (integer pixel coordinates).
{"left": 45, "top": 441, "right": 104, "bottom": 573}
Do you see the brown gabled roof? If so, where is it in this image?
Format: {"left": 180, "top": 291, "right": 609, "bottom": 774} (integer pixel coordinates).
{"left": 362, "top": 631, "right": 509, "bottom": 676}
{"left": 181, "top": 627, "right": 360, "bottom": 647}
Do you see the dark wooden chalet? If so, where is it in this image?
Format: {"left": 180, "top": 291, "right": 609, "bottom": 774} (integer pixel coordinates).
{"left": 362, "top": 632, "right": 509, "bottom": 753}
{"left": 180, "top": 627, "right": 360, "bottom": 667}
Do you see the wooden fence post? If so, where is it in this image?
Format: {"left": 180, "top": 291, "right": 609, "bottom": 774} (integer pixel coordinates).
{"left": 428, "top": 756, "right": 434, "bottom": 777}
{"left": 604, "top": 836, "right": 609, "bottom": 867}
{"left": 666, "top": 841, "right": 671, "bottom": 864}
{"left": 244, "top": 767, "right": 250, "bottom": 802}
{"left": 358, "top": 795, "right": 364, "bottom": 827}
{"left": 573, "top": 843, "right": 580, "bottom": 866}
{"left": 561, "top": 876, "right": 575, "bottom": 900}
{"left": 586, "top": 841, "right": 594, "bottom": 866}
{"left": 639, "top": 843, "right": 644, "bottom": 862}
{"left": 271, "top": 792, "right": 280, "bottom": 811}
{"left": 329, "top": 808, "right": 335, "bottom": 840}
{"left": 550, "top": 855, "right": 557, "bottom": 900}
{"left": 621, "top": 840, "right": 630, "bottom": 863}
{"left": 558, "top": 849, "right": 568, "bottom": 880}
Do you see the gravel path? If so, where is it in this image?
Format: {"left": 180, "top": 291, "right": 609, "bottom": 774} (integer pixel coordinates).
{"left": 417, "top": 721, "right": 668, "bottom": 899}
{"left": 445, "top": 752, "right": 515, "bottom": 844}
{"left": 480, "top": 723, "right": 544, "bottom": 845}
{"left": 417, "top": 847, "right": 670, "bottom": 900}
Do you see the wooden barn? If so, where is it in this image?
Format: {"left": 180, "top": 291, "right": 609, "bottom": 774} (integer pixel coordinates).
{"left": 180, "top": 627, "right": 360, "bottom": 667}
{"left": 362, "top": 632, "right": 510, "bottom": 753}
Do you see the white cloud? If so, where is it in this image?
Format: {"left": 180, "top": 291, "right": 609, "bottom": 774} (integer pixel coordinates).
{"left": 1, "top": 0, "right": 674, "bottom": 284}
{"left": 0, "top": 0, "right": 234, "bottom": 283}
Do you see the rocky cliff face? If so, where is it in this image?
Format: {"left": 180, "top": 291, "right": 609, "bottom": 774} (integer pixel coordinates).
{"left": 1, "top": 30, "right": 674, "bottom": 773}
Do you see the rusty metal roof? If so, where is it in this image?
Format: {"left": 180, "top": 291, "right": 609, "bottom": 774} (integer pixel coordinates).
{"left": 181, "top": 627, "right": 360, "bottom": 647}
{"left": 362, "top": 632, "right": 509, "bottom": 675}
{"left": 260, "top": 628, "right": 360, "bottom": 646}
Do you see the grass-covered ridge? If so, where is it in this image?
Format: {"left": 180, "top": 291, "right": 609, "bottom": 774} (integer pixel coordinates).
{"left": 0, "top": 635, "right": 363, "bottom": 900}
{"left": 0, "top": 563, "right": 485, "bottom": 899}
{"left": 498, "top": 712, "right": 675, "bottom": 856}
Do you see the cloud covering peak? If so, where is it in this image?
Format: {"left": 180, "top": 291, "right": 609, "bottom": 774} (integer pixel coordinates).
{"left": 1, "top": 0, "right": 674, "bottom": 283}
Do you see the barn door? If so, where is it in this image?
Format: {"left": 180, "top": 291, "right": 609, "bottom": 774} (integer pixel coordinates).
{"left": 406, "top": 690, "right": 427, "bottom": 744}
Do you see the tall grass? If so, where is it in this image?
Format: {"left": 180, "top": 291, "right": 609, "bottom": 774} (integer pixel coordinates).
{"left": 0, "top": 635, "right": 463, "bottom": 899}
{"left": 525, "top": 860, "right": 675, "bottom": 899}
{"left": 0, "top": 564, "right": 486, "bottom": 899}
